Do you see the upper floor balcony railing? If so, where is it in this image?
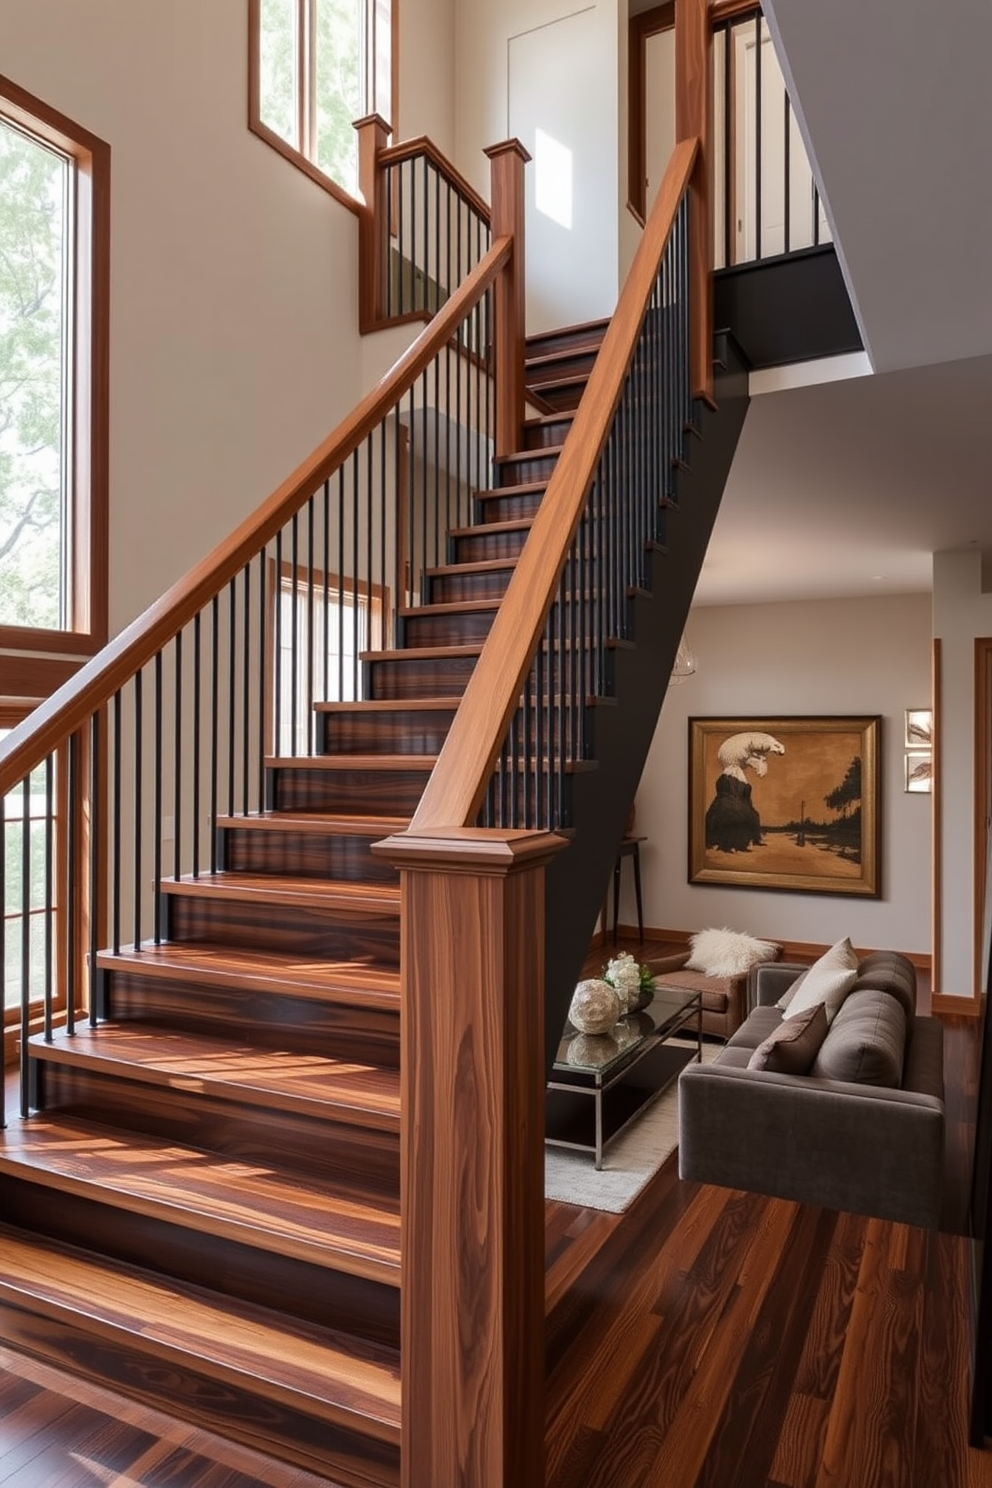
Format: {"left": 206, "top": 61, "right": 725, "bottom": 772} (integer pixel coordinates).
{"left": 712, "top": 4, "right": 831, "bottom": 269}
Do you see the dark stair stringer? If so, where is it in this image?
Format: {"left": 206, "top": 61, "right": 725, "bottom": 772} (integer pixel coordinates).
{"left": 539, "top": 331, "right": 751, "bottom": 1071}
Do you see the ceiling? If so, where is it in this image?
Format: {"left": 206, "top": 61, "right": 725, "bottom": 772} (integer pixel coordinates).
{"left": 694, "top": 0, "right": 992, "bottom": 607}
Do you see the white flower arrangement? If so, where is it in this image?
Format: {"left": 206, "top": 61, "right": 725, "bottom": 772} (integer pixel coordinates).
{"left": 603, "top": 951, "right": 655, "bottom": 1012}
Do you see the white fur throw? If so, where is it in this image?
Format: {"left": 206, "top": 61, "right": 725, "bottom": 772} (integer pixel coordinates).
{"left": 685, "top": 927, "right": 780, "bottom": 978}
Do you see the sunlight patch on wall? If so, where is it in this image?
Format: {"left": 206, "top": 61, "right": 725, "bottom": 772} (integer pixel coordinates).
{"left": 534, "top": 128, "right": 572, "bottom": 229}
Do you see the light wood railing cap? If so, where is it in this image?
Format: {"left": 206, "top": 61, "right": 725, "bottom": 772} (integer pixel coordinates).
{"left": 374, "top": 827, "right": 569, "bottom": 874}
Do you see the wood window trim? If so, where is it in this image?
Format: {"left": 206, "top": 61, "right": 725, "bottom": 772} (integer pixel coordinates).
{"left": 0, "top": 73, "right": 110, "bottom": 665}
{"left": 628, "top": 3, "right": 675, "bottom": 226}
{"left": 247, "top": 0, "right": 399, "bottom": 215}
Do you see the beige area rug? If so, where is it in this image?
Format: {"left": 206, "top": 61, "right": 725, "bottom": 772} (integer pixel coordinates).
{"left": 544, "top": 1039, "right": 721, "bottom": 1213}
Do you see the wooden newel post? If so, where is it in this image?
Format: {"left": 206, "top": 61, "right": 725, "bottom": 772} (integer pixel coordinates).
{"left": 675, "top": 0, "right": 713, "bottom": 404}
{"left": 375, "top": 826, "right": 567, "bottom": 1488}
{"left": 485, "top": 140, "right": 531, "bottom": 461}
{"left": 355, "top": 113, "right": 391, "bottom": 332}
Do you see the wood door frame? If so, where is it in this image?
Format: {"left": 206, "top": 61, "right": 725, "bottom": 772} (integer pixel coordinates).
{"left": 628, "top": 3, "right": 675, "bottom": 225}
{"left": 975, "top": 638, "right": 992, "bottom": 1000}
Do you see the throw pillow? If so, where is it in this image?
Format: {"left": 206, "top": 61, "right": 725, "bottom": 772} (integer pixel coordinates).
{"left": 747, "top": 1002, "right": 828, "bottom": 1074}
{"left": 779, "top": 936, "right": 859, "bottom": 1023}
{"left": 809, "top": 989, "right": 907, "bottom": 1087}
{"left": 684, "top": 927, "right": 780, "bottom": 978}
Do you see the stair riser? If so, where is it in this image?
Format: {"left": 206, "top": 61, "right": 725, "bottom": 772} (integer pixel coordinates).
{"left": 426, "top": 568, "right": 514, "bottom": 604}
{"left": 220, "top": 828, "right": 399, "bottom": 884}
{"left": 322, "top": 708, "right": 456, "bottom": 755}
{"left": 166, "top": 897, "right": 400, "bottom": 969}
{"left": 525, "top": 350, "right": 598, "bottom": 386}
{"left": 0, "top": 1177, "right": 400, "bottom": 1347}
{"left": 450, "top": 527, "right": 528, "bottom": 564}
{"left": 33, "top": 1064, "right": 400, "bottom": 1198}
{"left": 269, "top": 764, "right": 430, "bottom": 815}
{"left": 365, "top": 654, "right": 477, "bottom": 700}
{"left": 492, "top": 451, "right": 558, "bottom": 487}
{"left": 522, "top": 418, "right": 573, "bottom": 450}
{"left": 0, "top": 1297, "right": 400, "bottom": 1487}
{"left": 475, "top": 489, "right": 544, "bottom": 524}
{"left": 530, "top": 380, "right": 585, "bottom": 413}
{"left": 105, "top": 971, "right": 400, "bottom": 1067}
{"left": 400, "top": 610, "right": 494, "bottom": 649}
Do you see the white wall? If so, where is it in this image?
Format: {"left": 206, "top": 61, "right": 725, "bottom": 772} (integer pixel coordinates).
{"left": 398, "top": 0, "right": 455, "bottom": 151}
{"left": 0, "top": 0, "right": 427, "bottom": 637}
{"left": 455, "top": 0, "right": 621, "bottom": 332}
{"left": 628, "top": 593, "right": 933, "bottom": 954}
{"left": 933, "top": 549, "right": 992, "bottom": 998}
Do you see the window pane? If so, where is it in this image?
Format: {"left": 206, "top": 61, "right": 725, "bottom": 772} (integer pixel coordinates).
{"left": 0, "top": 120, "right": 68, "bottom": 630}
{"left": 259, "top": 0, "right": 300, "bottom": 148}
{"left": 314, "top": 0, "right": 364, "bottom": 195}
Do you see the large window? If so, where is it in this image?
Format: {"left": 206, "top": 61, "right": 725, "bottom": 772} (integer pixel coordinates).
{"left": 0, "top": 75, "right": 109, "bottom": 667}
{"left": 249, "top": 0, "right": 395, "bottom": 205}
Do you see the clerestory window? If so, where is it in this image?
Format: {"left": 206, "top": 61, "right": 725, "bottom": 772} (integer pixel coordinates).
{"left": 0, "top": 75, "right": 109, "bottom": 672}
{"left": 249, "top": 0, "right": 395, "bottom": 206}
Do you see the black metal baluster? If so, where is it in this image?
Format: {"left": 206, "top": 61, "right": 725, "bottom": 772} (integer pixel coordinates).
{"left": 755, "top": 10, "right": 763, "bottom": 261}
{"left": 44, "top": 754, "right": 54, "bottom": 1041}
{"left": 20, "top": 774, "right": 31, "bottom": 1116}
{"left": 175, "top": 631, "right": 184, "bottom": 880}
{"left": 290, "top": 515, "right": 299, "bottom": 752}
{"left": 67, "top": 732, "right": 79, "bottom": 1027}
{"left": 274, "top": 530, "right": 283, "bottom": 753}
{"left": 338, "top": 465, "right": 346, "bottom": 699}
{"left": 228, "top": 580, "right": 236, "bottom": 813}
{"left": 365, "top": 435, "right": 373, "bottom": 688}
{"left": 192, "top": 614, "right": 202, "bottom": 878}
{"left": 323, "top": 480, "right": 331, "bottom": 702}
{"left": 133, "top": 674, "right": 144, "bottom": 950}
{"left": 241, "top": 567, "right": 250, "bottom": 812}
{"left": 89, "top": 710, "right": 101, "bottom": 1020}
{"left": 783, "top": 90, "right": 791, "bottom": 254}
{"left": 154, "top": 652, "right": 163, "bottom": 947}
{"left": 112, "top": 689, "right": 123, "bottom": 949}
{"left": 258, "top": 553, "right": 267, "bottom": 803}
{"left": 210, "top": 598, "right": 219, "bottom": 873}
{"left": 352, "top": 456, "right": 360, "bottom": 700}
{"left": 308, "top": 495, "right": 316, "bottom": 744}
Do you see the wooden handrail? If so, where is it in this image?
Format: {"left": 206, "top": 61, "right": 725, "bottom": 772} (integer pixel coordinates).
{"left": 0, "top": 236, "right": 511, "bottom": 795}
{"left": 376, "top": 135, "right": 492, "bottom": 225}
{"left": 409, "top": 138, "right": 700, "bottom": 833}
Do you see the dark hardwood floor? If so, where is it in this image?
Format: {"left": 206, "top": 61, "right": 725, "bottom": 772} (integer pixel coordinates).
{"left": 2, "top": 933, "right": 990, "bottom": 1487}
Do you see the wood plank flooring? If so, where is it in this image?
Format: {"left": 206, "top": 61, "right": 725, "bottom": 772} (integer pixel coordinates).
{"left": 3, "top": 934, "right": 991, "bottom": 1486}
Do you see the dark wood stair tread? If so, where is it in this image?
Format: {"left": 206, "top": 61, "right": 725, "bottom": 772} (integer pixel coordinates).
{"left": 96, "top": 942, "right": 401, "bottom": 1005}
{"left": 29, "top": 1025, "right": 400, "bottom": 1130}
{"left": 448, "top": 518, "right": 533, "bottom": 538}
{"left": 0, "top": 1222, "right": 401, "bottom": 1440}
{"left": 315, "top": 698, "right": 461, "bottom": 713}
{"left": 161, "top": 874, "right": 401, "bottom": 916}
{"left": 398, "top": 599, "right": 500, "bottom": 619}
{"left": 425, "top": 559, "right": 518, "bottom": 578}
{"left": 360, "top": 645, "right": 482, "bottom": 662}
{"left": 0, "top": 1115, "right": 401, "bottom": 1280}
{"left": 215, "top": 811, "right": 410, "bottom": 837}
{"left": 476, "top": 479, "right": 548, "bottom": 499}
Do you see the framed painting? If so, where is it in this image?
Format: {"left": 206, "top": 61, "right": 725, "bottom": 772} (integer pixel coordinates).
{"left": 688, "top": 716, "right": 881, "bottom": 897}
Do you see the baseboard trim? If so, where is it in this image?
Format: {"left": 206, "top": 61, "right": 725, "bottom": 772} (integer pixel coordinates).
{"left": 614, "top": 924, "right": 932, "bottom": 973}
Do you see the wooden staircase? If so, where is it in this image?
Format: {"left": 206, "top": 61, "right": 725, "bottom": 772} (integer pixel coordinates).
{"left": 0, "top": 324, "right": 610, "bottom": 1487}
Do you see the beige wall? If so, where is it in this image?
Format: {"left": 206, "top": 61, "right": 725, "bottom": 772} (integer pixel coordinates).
{"left": 628, "top": 593, "right": 933, "bottom": 955}
{"left": 1, "top": 0, "right": 454, "bottom": 640}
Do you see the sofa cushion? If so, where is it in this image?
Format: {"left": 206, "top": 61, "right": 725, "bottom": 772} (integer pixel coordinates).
{"left": 779, "top": 937, "right": 859, "bottom": 1023}
{"left": 809, "top": 988, "right": 907, "bottom": 1087}
{"left": 747, "top": 1002, "right": 828, "bottom": 1075}
{"left": 685, "top": 927, "right": 781, "bottom": 978}
{"left": 850, "top": 951, "right": 917, "bottom": 1023}
{"left": 726, "top": 1006, "right": 783, "bottom": 1051}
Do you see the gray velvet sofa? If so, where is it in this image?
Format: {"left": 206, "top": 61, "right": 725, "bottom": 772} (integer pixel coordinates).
{"left": 677, "top": 951, "right": 945, "bottom": 1229}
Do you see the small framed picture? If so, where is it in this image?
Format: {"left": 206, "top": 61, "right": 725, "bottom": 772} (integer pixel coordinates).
{"left": 905, "top": 751, "right": 932, "bottom": 793}
{"left": 905, "top": 709, "right": 933, "bottom": 749}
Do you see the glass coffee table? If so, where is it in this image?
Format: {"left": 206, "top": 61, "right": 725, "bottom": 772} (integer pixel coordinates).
{"left": 546, "top": 986, "right": 702, "bottom": 1169}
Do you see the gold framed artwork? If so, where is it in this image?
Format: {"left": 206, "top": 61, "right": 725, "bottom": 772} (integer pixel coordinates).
{"left": 688, "top": 715, "right": 881, "bottom": 897}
